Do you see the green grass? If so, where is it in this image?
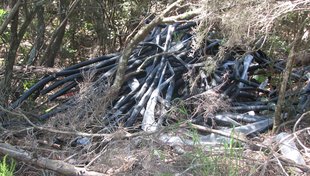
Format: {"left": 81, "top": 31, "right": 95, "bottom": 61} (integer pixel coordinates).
{"left": 186, "top": 128, "right": 244, "bottom": 176}
{"left": 0, "top": 155, "right": 16, "bottom": 176}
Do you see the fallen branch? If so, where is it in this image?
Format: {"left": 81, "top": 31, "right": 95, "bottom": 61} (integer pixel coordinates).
{"left": 0, "top": 142, "right": 107, "bottom": 176}
{"left": 278, "top": 155, "right": 310, "bottom": 173}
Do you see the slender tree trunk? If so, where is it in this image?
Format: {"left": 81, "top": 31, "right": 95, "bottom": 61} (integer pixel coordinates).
{"left": 43, "top": 0, "right": 68, "bottom": 67}
{"left": 273, "top": 16, "right": 308, "bottom": 133}
{"left": 93, "top": 6, "right": 107, "bottom": 55}
{"left": 1, "top": 0, "right": 19, "bottom": 105}
{"left": 44, "top": 23, "right": 67, "bottom": 67}
{"left": 27, "top": 5, "right": 45, "bottom": 65}
{"left": 1, "top": 2, "right": 38, "bottom": 105}
{"left": 40, "top": 0, "right": 80, "bottom": 67}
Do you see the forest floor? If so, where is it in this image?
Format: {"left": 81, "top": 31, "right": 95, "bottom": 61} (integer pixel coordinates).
{"left": 3, "top": 117, "right": 308, "bottom": 176}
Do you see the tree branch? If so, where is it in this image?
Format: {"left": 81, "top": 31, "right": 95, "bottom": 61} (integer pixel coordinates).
{"left": 0, "top": 0, "right": 22, "bottom": 36}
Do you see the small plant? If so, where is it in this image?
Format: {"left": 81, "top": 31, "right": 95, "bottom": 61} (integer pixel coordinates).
{"left": 0, "top": 155, "right": 16, "bottom": 176}
{"left": 23, "top": 79, "right": 37, "bottom": 91}
{"left": 184, "top": 127, "right": 245, "bottom": 175}
{"left": 178, "top": 103, "right": 189, "bottom": 116}
{"left": 223, "top": 132, "right": 243, "bottom": 176}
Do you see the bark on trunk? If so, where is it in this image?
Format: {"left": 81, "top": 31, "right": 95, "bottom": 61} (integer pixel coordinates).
{"left": 273, "top": 17, "right": 308, "bottom": 133}
{"left": 42, "top": 0, "right": 69, "bottom": 67}
{"left": 1, "top": 2, "right": 38, "bottom": 105}
{"left": 40, "top": 0, "right": 80, "bottom": 67}
{"left": 27, "top": 5, "right": 45, "bottom": 65}
{"left": 1, "top": 0, "right": 19, "bottom": 105}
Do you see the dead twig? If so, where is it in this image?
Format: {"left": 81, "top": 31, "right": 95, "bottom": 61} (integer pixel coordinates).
{"left": 278, "top": 155, "right": 310, "bottom": 173}
{"left": 273, "top": 153, "right": 289, "bottom": 176}
{"left": 0, "top": 105, "right": 139, "bottom": 139}
{"left": 293, "top": 111, "right": 310, "bottom": 153}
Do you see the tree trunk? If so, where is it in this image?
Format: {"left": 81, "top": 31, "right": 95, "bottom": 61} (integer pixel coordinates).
{"left": 93, "top": 6, "right": 107, "bottom": 55}
{"left": 273, "top": 16, "right": 308, "bottom": 133}
{"left": 0, "top": 2, "right": 38, "bottom": 105}
{"left": 27, "top": 4, "right": 45, "bottom": 65}
{"left": 40, "top": 0, "right": 80, "bottom": 67}
{"left": 1, "top": 0, "right": 19, "bottom": 106}
{"left": 44, "top": 23, "right": 67, "bottom": 67}
{"left": 42, "top": 0, "right": 69, "bottom": 67}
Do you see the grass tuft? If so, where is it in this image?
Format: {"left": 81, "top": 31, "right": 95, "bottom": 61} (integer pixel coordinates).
{"left": 0, "top": 155, "right": 16, "bottom": 176}
{"left": 182, "top": 128, "right": 247, "bottom": 176}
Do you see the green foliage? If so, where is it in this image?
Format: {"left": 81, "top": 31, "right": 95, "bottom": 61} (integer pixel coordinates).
{"left": 23, "top": 79, "right": 37, "bottom": 91}
{"left": 223, "top": 133, "right": 242, "bottom": 176}
{"left": 178, "top": 103, "right": 189, "bottom": 116}
{"left": 0, "top": 8, "right": 9, "bottom": 42}
{"left": 0, "top": 155, "right": 16, "bottom": 176}
{"left": 84, "top": 22, "right": 94, "bottom": 31}
{"left": 120, "top": 0, "right": 149, "bottom": 23}
{"left": 253, "top": 74, "right": 267, "bottom": 84}
{"left": 20, "top": 79, "right": 39, "bottom": 110}
{"left": 0, "top": 8, "right": 7, "bottom": 21}
{"left": 170, "top": 99, "right": 189, "bottom": 117}
{"left": 268, "top": 35, "right": 289, "bottom": 54}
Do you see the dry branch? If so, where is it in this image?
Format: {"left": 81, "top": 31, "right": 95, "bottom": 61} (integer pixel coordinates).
{"left": 0, "top": 142, "right": 107, "bottom": 176}
{"left": 0, "top": 105, "right": 142, "bottom": 139}
{"left": 278, "top": 155, "right": 310, "bottom": 173}
{"left": 293, "top": 111, "right": 310, "bottom": 153}
{"left": 0, "top": 65, "right": 61, "bottom": 75}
